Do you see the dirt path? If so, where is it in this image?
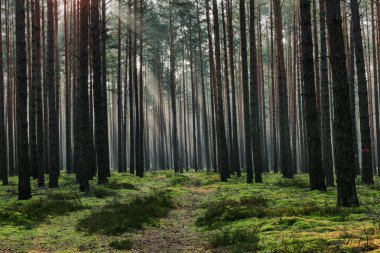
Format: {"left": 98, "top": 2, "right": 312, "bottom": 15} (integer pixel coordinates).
{"left": 131, "top": 186, "right": 213, "bottom": 253}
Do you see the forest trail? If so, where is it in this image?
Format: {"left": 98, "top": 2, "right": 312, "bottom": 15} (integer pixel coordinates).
{"left": 131, "top": 185, "right": 213, "bottom": 253}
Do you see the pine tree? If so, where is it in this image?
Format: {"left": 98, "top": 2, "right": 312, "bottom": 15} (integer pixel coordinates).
{"left": 16, "top": 0, "right": 31, "bottom": 200}
{"left": 300, "top": 0, "right": 326, "bottom": 191}
{"left": 326, "top": 0, "right": 359, "bottom": 207}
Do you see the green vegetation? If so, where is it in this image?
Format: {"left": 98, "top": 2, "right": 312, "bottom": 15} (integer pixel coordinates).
{"left": 0, "top": 172, "right": 379, "bottom": 252}
{"left": 109, "top": 239, "right": 134, "bottom": 250}
{"left": 209, "top": 227, "right": 260, "bottom": 253}
{"left": 77, "top": 191, "right": 174, "bottom": 235}
{"left": 0, "top": 191, "right": 84, "bottom": 227}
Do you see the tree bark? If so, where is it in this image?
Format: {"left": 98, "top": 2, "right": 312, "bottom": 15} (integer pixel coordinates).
{"left": 240, "top": 0, "right": 253, "bottom": 183}
{"left": 47, "top": 0, "right": 59, "bottom": 188}
{"left": 92, "top": 0, "right": 110, "bottom": 183}
{"left": 300, "top": 0, "right": 326, "bottom": 191}
{"left": 78, "top": 0, "right": 91, "bottom": 191}
{"left": 249, "top": 0, "right": 263, "bottom": 183}
{"left": 0, "top": 0, "right": 8, "bottom": 186}
{"left": 16, "top": 0, "right": 31, "bottom": 199}
{"left": 319, "top": 0, "right": 334, "bottom": 186}
{"left": 326, "top": 0, "right": 359, "bottom": 207}
{"left": 227, "top": 0, "right": 241, "bottom": 175}
{"left": 273, "top": 0, "right": 293, "bottom": 178}
{"left": 213, "top": 0, "right": 229, "bottom": 181}
{"left": 350, "top": 0, "right": 374, "bottom": 185}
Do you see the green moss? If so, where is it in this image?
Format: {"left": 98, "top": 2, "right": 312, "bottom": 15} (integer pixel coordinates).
{"left": 88, "top": 186, "right": 118, "bottom": 198}
{"left": 106, "top": 179, "right": 138, "bottom": 190}
{"left": 0, "top": 193, "right": 85, "bottom": 227}
{"left": 76, "top": 191, "right": 174, "bottom": 235}
{"left": 209, "top": 227, "right": 260, "bottom": 253}
{"left": 109, "top": 238, "right": 133, "bottom": 250}
{"left": 0, "top": 172, "right": 380, "bottom": 252}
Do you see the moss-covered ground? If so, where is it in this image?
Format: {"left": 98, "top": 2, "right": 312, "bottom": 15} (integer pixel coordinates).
{"left": 0, "top": 172, "right": 380, "bottom": 252}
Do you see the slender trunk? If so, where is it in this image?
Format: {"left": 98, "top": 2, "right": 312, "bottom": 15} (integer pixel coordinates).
{"left": 240, "top": 0, "right": 253, "bottom": 183}
{"left": 213, "top": 0, "right": 229, "bottom": 182}
{"left": 319, "top": 0, "right": 334, "bottom": 186}
{"left": 300, "top": 0, "right": 326, "bottom": 191}
{"left": 226, "top": 0, "right": 241, "bottom": 175}
{"left": 92, "top": 0, "right": 109, "bottom": 183}
{"left": 16, "top": 0, "right": 31, "bottom": 199}
{"left": 221, "top": 0, "right": 232, "bottom": 174}
{"left": 47, "top": 0, "right": 59, "bottom": 188}
{"left": 249, "top": 0, "right": 262, "bottom": 183}
{"left": 326, "top": 0, "right": 359, "bottom": 207}
{"left": 274, "top": 0, "right": 293, "bottom": 178}
{"left": 136, "top": 0, "right": 144, "bottom": 177}
{"left": 196, "top": 0, "right": 211, "bottom": 171}
{"left": 169, "top": 6, "right": 179, "bottom": 173}
{"left": 205, "top": 0, "right": 218, "bottom": 172}
{"left": 350, "top": 0, "right": 374, "bottom": 185}
{"left": 78, "top": 0, "right": 90, "bottom": 191}
{"left": 0, "top": 0, "right": 7, "bottom": 186}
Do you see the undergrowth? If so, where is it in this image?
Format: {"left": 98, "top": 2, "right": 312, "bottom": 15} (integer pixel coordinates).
{"left": 0, "top": 191, "right": 84, "bottom": 227}
{"left": 76, "top": 190, "right": 174, "bottom": 235}
{"left": 209, "top": 227, "right": 260, "bottom": 253}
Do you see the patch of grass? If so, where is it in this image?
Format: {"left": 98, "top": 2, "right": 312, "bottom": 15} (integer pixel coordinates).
{"left": 275, "top": 177, "right": 310, "bottom": 189}
{"left": 270, "top": 237, "right": 338, "bottom": 253}
{"left": 89, "top": 187, "right": 118, "bottom": 199}
{"left": 76, "top": 191, "right": 174, "bottom": 235}
{"left": 196, "top": 196, "right": 268, "bottom": 228}
{"left": 109, "top": 239, "right": 133, "bottom": 250}
{"left": 196, "top": 196, "right": 354, "bottom": 228}
{"left": 106, "top": 180, "right": 138, "bottom": 190}
{"left": 169, "top": 174, "right": 196, "bottom": 186}
{"left": 209, "top": 228, "right": 260, "bottom": 253}
{"left": 0, "top": 193, "right": 84, "bottom": 227}
{"left": 46, "top": 191, "right": 81, "bottom": 201}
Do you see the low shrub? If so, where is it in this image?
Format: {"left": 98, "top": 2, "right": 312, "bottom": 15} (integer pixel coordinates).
{"left": 0, "top": 194, "right": 84, "bottom": 226}
{"left": 76, "top": 191, "right": 174, "bottom": 235}
{"left": 109, "top": 239, "right": 133, "bottom": 250}
{"left": 106, "top": 180, "right": 137, "bottom": 190}
{"left": 209, "top": 228, "right": 260, "bottom": 253}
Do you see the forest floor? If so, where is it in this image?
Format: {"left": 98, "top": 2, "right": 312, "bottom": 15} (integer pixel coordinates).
{"left": 1, "top": 172, "right": 380, "bottom": 252}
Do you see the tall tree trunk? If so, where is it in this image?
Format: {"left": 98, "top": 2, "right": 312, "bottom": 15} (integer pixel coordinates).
{"left": 169, "top": 6, "right": 179, "bottom": 173}
{"left": 227, "top": 0, "right": 241, "bottom": 175}
{"left": 64, "top": 0, "right": 72, "bottom": 174}
{"left": 350, "top": 0, "right": 374, "bottom": 185}
{"left": 0, "top": 0, "right": 7, "bottom": 186}
{"left": 221, "top": 0, "right": 232, "bottom": 174}
{"left": 136, "top": 0, "right": 144, "bottom": 177}
{"left": 213, "top": 0, "right": 229, "bottom": 182}
{"left": 78, "top": 0, "right": 90, "bottom": 191}
{"left": 92, "top": 0, "right": 109, "bottom": 183}
{"left": 196, "top": 0, "right": 211, "bottom": 172}
{"left": 47, "top": 0, "right": 59, "bottom": 188}
{"left": 300, "top": 0, "right": 326, "bottom": 191}
{"left": 249, "top": 0, "right": 263, "bottom": 183}
{"left": 101, "top": 0, "right": 109, "bottom": 177}
{"left": 16, "top": 0, "right": 31, "bottom": 200}
{"left": 205, "top": 0, "right": 218, "bottom": 172}
{"left": 128, "top": 0, "right": 135, "bottom": 174}
{"left": 240, "top": 0, "right": 253, "bottom": 183}
{"left": 273, "top": 0, "right": 293, "bottom": 178}
{"left": 117, "top": 0, "right": 123, "bottom": 172}
{"left": 189, "top": 21, "right": 198, "bottom": 172}
{"left": 28, "top": 0, "right": 37, "bottom": 180}
{"left": 270, "top": 0, "right": 278, "bottom": 173}
{"left": 319, "top": 0, "right": 334, "bottom": 186}
{"left": 312, "top": 0, "right": 320, "bottom": 114}
{"left": 326, "top": 0, "right": 359, "bottom": 207}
